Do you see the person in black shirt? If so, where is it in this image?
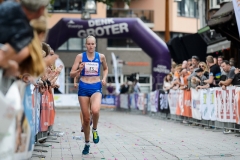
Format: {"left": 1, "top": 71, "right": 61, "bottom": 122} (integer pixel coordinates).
{"left": 0, "top": 0, "right": 49, "bottom": 70}
{"left": 204, "top": 56, "right": 221, "bottom": 87}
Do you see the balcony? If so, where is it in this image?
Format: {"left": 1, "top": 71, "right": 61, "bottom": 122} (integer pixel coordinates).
{"left": 107, "top": 9, "right": 154, "bottom": 28}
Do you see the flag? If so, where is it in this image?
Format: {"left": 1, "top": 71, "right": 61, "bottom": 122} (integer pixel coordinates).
{"left": 111, "top": 53, "right": 120, "bottom": 94}
{"left": 233, "top": 0, "right": 240, "bottom": 37}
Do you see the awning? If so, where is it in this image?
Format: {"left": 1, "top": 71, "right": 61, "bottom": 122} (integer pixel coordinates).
{"left": 208, "top": 2, "right": 234, "bottom": 27}
{"left": 206, "top": 40, "right": 231, "bottom": 54}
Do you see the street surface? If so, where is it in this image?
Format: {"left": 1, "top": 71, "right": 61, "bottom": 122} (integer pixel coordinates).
{"left": 31, "top": 109, "right": 240, "bottom": 160}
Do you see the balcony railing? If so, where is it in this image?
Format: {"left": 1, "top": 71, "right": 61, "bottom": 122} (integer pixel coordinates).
{"left": 107, "top": 9, "right": 154, "bottom": 25}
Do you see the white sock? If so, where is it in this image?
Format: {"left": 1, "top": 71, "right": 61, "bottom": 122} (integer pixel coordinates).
{"left": 92, "top": 128, "right": 97, "bottom": 132}
{"left": 85, "top": 142, "right": 90, "bottom": 146}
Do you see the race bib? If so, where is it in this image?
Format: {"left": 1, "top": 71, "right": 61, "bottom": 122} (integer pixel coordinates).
{"left": 85, "top": 62, "right": 99, "bottom": 75}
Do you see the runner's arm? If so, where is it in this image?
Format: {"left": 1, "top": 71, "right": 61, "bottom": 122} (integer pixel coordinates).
{"left": 70, "top": 54, "right": 82, "bottom": 78}
{"left": 101, "top": 54, "right": 108, "bottom": 82}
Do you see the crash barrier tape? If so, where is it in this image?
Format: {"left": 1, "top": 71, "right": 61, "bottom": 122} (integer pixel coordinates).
{"left": 0, "top": 81, "right": 61, "bottom": 159}
{"left": 116, "top": 86, "right": 240, "bottom": 133}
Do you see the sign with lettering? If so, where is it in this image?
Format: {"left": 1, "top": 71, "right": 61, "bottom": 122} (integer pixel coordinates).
{"left": 47, "top": 18, "right": 171, "bottom": 90}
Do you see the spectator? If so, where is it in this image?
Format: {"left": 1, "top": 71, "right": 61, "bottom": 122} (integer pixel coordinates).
{"left": 0, "top": 0, "right": 50, "bottom": 69}
{"left": 187, "top": 59, "right": 192, "bottom": 69}
{"left": 120, "top": 81, "right": 129, "bottom": 94}
{"left": 187, "top": 55, "right": 200, "bottom": 89}
{"left": 213, "top": 57, "right": 217, "bottom": 64}
{"left": 198, "top": 62, "right": 209, "bottom": 78}
{"left": 133, "top": 79, "right": 141, "bottom": 93}
{"left": 217, "top": 56, "right": 223, "bottom": 66}
{"left": 106, "top": 83, "right": 115, "bottom": 95}
{"left": 173, "top": 64, "right": 182, "bottom": 81}
{"left": 179, "top": 68, "right": 189, "bottom": 90}
{"left": 170, "top": 63, "right": 176, "bottom": 77}
{"left": 204, "top": 55, "right": 221, "bottom": 87}
{"left": 219, "top": 60, "right": 236, "bottom": 89}
{"left": 182, "top": 60, "right": 187, "bottom": 69}
{"left": 193, "top": 68, "right": 209, "bottom": 90}
{"left": 163, "top": 74, "right": 173, "bottom": 92}
{"left": 189, "top": 65, "right": 194, "bottom": 73}
{"left": 230, "top": 58, "right": 235, "bottom": 67}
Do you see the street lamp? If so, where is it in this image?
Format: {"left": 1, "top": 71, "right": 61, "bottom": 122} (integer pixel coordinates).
{"left": 81, "top": 0, "right": 96, "bottom": 20}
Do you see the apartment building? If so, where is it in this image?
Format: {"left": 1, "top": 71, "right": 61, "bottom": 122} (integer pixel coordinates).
{"left": 47, "top": 0, "right": 202, "bottom": 93}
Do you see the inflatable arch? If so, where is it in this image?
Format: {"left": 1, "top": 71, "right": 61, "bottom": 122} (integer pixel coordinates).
{"left": 46, "top": 18, "right": 170, "bottom": 90}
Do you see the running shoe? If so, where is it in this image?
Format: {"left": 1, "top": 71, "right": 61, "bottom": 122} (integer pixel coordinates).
{"left": 82, "top": 144, "right": 90, "bottom": 155}
{"left": 92, "top": 130, "right": 99, "bottom": 144}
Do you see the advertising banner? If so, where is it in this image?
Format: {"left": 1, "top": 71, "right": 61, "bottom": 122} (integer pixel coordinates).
{"left": 168, "top": 89, "right": 179, "bottom": 115}
{"left": 191, "top": 89, "right": 201, "bottom": 120}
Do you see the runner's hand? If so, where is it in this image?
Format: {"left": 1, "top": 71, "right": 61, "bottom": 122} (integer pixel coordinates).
{"left": 74, "top": 83, "right": 78, "bottom": 88}
{"left": 101, "top": 79, "right": 106, "bottom": 86}
{"left": 78, "top": 62, "right": 85, "bottom": 71}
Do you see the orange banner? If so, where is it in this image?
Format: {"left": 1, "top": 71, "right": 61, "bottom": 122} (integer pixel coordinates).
{"left": 125, "top": 62, "right": 149, "bottom": 66}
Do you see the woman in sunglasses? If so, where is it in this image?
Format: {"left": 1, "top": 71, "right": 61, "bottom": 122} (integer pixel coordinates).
{"left": 199, "top": 62, "right": 209, "bottom": 79}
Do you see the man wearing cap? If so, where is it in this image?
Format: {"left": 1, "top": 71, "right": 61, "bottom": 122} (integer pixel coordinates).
{"left": 219, "top": 60, "right": 236, "bottom": 89}
{"left": 193, "top": 68, "right": 209, "bottom": 90}
{"left": 187, "top": 55, "right": 200, "bottom": 89}
{"left": 0, "top": 0, "right": 49, "bottom": 71}
{"left": 204, "top": 55, "right": 221, "bottom": 87}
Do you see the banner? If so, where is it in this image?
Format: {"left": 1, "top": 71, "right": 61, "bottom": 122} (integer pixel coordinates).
{"left": 120, "top": 94, "right": 129, "bottom": 109}
{"left": 168, "top": 90, "right": 179, "bottom": 115}
{"left": 191, "top": 89, "right": 201, "bottom": 120}
{"left": 48, "top": 91, "right": 55, "bottom": 126}
{"left": 102, "top": 95, "right": 116, "bottom": 106}
{"left": 150, "top": 91, "right": 158, "bottom": 112}
{"left": 111, "top": 53, "right": 120, "bottom": 94}
{"left": 233, "top": 0, "right": 240, "bottom": 37}
{"left": 22, "top": 84, "right": 35, "bottom": 158}
{"left": 54, "top": 94, "right": 79, "bottom": 107}
{"left": 201, "top": 89, "right": 210, "bottom": 120}
{"left": 225, "top": 86, "right": 235, "bottom": 123}
{"left": 137, "top": 93, "right": 146, "bottom": 111}
{"left": 176, "top": 90, "right": 184, "bottom": 115}
{"left": 0, "top": 82, "right": 21, "bottom": 160}
{"left": 235, "top": 87, "right": 240, "bottom": 124}
{"left": 129, "top": 94, "right": 136, "bottom": 109}
{"left": 40, "top": 91, "right": 50, "bottom": 132}
{"left": 55, "top": 58, "right": 65, "bottom": 94}
{"left": 33, "top": 88, "right": 41, "bottom": 135}
{"left": 216, "top": 89, "right": 226, "bottom": 122}
{"left": 159, "top": 90, "right": 168, "bottom": 112}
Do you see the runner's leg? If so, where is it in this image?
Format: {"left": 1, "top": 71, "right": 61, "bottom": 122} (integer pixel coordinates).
{"left": 79, "top": 96, "right": 91, "bottom": 155}
{"left": 90, "top": 92, "right": 102, "bottom": 143}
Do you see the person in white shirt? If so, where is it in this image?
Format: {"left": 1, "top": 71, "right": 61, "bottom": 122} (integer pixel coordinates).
{"left": 133, "top": 79, "right": 141, "bottom": 93}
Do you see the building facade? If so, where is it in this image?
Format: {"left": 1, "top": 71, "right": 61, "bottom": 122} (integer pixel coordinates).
{"left": 47, "top": 0, "right": 203, "bottom": 93}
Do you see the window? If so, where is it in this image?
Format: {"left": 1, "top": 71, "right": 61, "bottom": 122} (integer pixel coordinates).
{"left": 49, "top": 0, "right": 96, "bottom": 13}
{"left": 107, "top": 76, "right": 121, "bottom": 83}
{"left": 210, "top": 0, "right": 220, "bottom": 9}
{"left": 107, "top": 38, "right": 139, "bottom": 48}
{"left": 57, "top": 38, "right": 96, "bottom": 51}
{"left": 178, "top": 0, "right": 197, "bottom": 18}
{"left": 138, "top": 76, "right": 150, "bottom": 84}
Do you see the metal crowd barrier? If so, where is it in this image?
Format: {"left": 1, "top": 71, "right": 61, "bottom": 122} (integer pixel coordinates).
{"left": 116, "top": 87, "right": 240, "bottom": 136}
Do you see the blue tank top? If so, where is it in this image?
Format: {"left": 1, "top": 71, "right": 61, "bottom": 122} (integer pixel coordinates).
{"left": 80, "top": 52, "right": 101, "bottom": 76}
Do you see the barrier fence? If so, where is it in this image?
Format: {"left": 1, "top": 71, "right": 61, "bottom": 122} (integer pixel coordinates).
{"left": 114, "top": 87, "right": 240, "bottom": 133}
{"left": 0, "top": 81, "right": 58, "bottom": 160}
{"left": 2, "top": 83, "right": 240, "bottom": 159}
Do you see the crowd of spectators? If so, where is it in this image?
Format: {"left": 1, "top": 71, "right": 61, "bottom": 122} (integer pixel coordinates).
{"left": 0, "top": 0, "right": 61, "bottom": 94}
{"left": 163, "top": 55, "right": 240, "bottom": 92}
